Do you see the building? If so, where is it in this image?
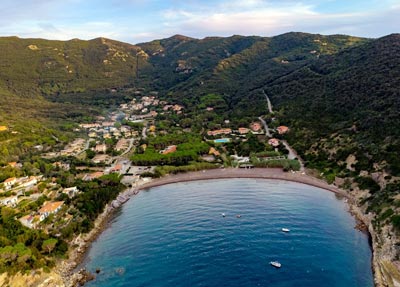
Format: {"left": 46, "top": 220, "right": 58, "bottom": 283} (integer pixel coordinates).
{"left": 160, "top": 145, "right": 177, "bottom": 155}
{"left": 0, "top": 196, "right": 18, "bottom": 207}
{"left": 3, "top": 177, "right": 16, "bottom": 190}
{"left": 250, "top": 122, "right": 262, "bottom": 132}
{"left": 38, "top": 201, "right": 64, "bottom": 221}
{"left": 92, "top": 154, "right": 109, "bottom": 164}
{"left": 53, "top": 162, "right": 71, "bottom": 171}
{"left": 19, "top": 176, "right": 38, "bottom": 190}
{"left": 115, "top": 138, "right": 129, "bottom": 151}
{"left": 83, "top": 171, "right": 104, "bottom": 181}
{"left": 19, "top": 215, "right": 38, "bottom": 229}
{"left": 209, "top": 147, "right": 220, "bottom": 157}
{"left": 268, "top": 138, "right": 280, "bottom": 147}
{"left": 110, "top": 164, "right": 122, "bottom": 173}
{"left": 238, "top": 127, "right": 250, "bottom": 134}
{"left": 63, "top": 187, "right": 79, "bottom": 198}
{"left": 277, "top": 126, "right": 289, "bottom": 134}
{"left": 95, "top": 143, "right": 107, "bottom": 153}
{"left": 0, "top": 126, "right": 8, "bottom": 132}
{"left": 207, "top": 128, "right": 232, "bottom": 136}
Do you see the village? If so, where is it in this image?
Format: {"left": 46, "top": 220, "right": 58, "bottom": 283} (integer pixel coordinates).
{"left": 0, "top": 90, "right": 296, "bottom": 232}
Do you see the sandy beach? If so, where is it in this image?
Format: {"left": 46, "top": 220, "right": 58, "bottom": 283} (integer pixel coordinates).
{"left": 138, "top": 168, "right": 349, "bottom": 198}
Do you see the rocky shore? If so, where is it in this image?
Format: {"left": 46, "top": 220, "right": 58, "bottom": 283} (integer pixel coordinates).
{"left": 10, "top": 167, "right": 398, "bottom": 287}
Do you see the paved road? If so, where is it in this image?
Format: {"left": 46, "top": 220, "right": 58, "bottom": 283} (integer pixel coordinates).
{"left": 258, "top": 116, "right": 272, "bottom": 138}
{"left": 281, "top": 140, "right": 305, "bottom": 171}
{"left": 120, "top": 138, "right": 134, "bottom": 156}
{"left": 262, "top": 90, "right": 273, "bottom": 114}
{"left": 142, "top": 127, "right": 147, "bottom": 139}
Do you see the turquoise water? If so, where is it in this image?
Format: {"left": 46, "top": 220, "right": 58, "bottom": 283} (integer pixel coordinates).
{"left": 214, "top": 138, "right": 230, "bottom": 143}
{"left": 83, "top": 179, "right": 373, "bottom": 287}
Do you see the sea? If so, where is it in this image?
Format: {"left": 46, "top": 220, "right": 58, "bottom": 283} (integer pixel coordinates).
{"left": 82, "top": 178, "right": 374, "bottom": 287}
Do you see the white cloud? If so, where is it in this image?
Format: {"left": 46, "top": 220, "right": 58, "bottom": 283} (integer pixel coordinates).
{"left": 156, "top": 3, "right": 400, "bottom": 40}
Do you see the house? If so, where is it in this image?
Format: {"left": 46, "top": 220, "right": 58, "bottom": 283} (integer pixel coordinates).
{"left": 92, "top": 154, "right": 109, "bottom": 163}
{"left": 20, "top": 176, "right": 38, "bottom": 190}
{"left": 149, "top": 125, "right": 156, "bottom": 132}
{"left": 110, "top": 164, "right": 122, "bottom": 173}
{"left": 95, "top": 143, "right": 107, "bottom": 153}
{"left": 238, "top": 127, "right": 250, "bottom": 134}
{"left": 207, "top": 128, "right": 232, "bottom": 136}
{"left": 160, "top": 145, "right": 177, "bottom": 155}
{"left": 120, "top": 126, "right": 131, "bottom": 133}
{"left": 209, "top": 147, "right": 220, "bottom": 157}
{"left": 53, "top": 162, "right": 71, "bottom": 171}
{"left": 7, "top": 162, "right": 18, "bottom": 168}
{"left": 38, "top": 201, "right": 64, "bottom": 221}
{"left": 250, "top": 122, "right": 262, "bottom": 132}
{"left": 79, "top": 123, "right": 100, "bottom": 129}
{"left": 63, "top": 186, "right": 79, "bottom": 198}
{"left": 83, "top": 171, "right": 104, "bottom": 181}
{"left": 0, "top": 196, "right": 18, "bottom": 207}
{"left": 115, "top": 138, "right": 129, "bottom": 151}
{"left": 102, "top": 122, "right": 115, "bottom": 127}
{"left": 3, "top": 177, "right": 16, "bottom": 190}
{"left": 268, "top": 138, "right": 280, "bottom": 147}
{"left": 173, "top": 105, "right": 183, "bottom": 112}
{"left": 19, "top": 215, "right": 39, "bottom": 229}
{"left": 277, "top": 126, "right": 289, "bottom": 134}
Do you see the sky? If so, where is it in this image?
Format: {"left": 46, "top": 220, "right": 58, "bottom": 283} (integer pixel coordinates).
{"left": 0, "top": 0, "right": 398, "bottom": 44}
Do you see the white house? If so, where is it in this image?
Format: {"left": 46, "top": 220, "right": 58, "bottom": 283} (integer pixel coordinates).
{"left": 0, "top": 196, "right": 18, "bottom": 207}
{"left": 38, "top": 201, "right": 64, "bottom": 221}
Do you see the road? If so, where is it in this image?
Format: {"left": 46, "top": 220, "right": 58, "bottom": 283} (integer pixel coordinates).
{"left": 261, "top": 89, "right": 305, "bottom": 171}
{"left": 142, "top": 127, "right": 147, "bottom": 139}
{"left": 120, "top": 138, "right": 134, "bottom": 157}
{"left": 258, "top": 116, "right": 272, "bottom": 138}
{"left": 262, "top": 90, "right": 273, "bottom": 114}
{"left": 281, "top": 140, "right": 305, "bottom": 171}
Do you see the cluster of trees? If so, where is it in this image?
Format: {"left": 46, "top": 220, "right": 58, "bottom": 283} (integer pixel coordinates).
{"left": 131, "top": 134, "right": 210, "bottom": 166}
{"left": 0, "top": 207, "right": 66, "bottom": 273}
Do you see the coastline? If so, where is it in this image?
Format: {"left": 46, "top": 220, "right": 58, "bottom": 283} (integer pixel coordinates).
{"left": 58, "top": 168, "right": 383, "bottom": 287}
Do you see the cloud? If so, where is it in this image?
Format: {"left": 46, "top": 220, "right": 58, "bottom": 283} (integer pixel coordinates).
{"left": 157, "top": 2, "right": 400, "bottom": 39}
{"left": 0, "top": 0, "right": 398, "bottom": 43}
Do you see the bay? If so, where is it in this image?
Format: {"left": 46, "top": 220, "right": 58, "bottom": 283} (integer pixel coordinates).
{"left": 83, "top": 179, "right": 373, "bottom": 287}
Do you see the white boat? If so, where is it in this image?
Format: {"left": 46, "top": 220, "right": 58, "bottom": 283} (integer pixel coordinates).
{"left": 270, "top": 261, "right": 281, "bottom": 268}
{"left": 281, "top": 228, "right": 290, "bottom": 232}
{"left": 221, "top": 213, "right": 226, "bottom": 217}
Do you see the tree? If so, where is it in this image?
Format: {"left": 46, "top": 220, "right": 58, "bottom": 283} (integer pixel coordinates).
{"left": 42, "top": 238, "right": 57, "bottom": 255}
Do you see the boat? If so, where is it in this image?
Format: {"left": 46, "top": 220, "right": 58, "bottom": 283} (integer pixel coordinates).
{"left": 270, "top": 261, "right": 281, "bottom": 268}
{"left": 221, "top": 213, "right": 226, "bottom": 217}
{"left": 281, "top": 228, "right": 290, "bottom": 232}
{"left": 236, "top": 214, "right": 241, "bottom": 218}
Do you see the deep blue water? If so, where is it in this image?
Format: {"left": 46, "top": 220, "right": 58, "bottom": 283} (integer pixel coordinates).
{"left": 83, "top": 179, "right": 373, "bottom": 287}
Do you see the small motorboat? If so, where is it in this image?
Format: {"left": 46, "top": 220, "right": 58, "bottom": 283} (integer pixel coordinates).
{"left": 221, "top": 213, "right": 226, "bottom": 217}
{"left": 236, "top": 214, "right": 241, "bottom": 218}
{"left": 270, "top": 261, "right": 282, "bottom": 268}
{"left": 281, "top": 228, "right": 290, "bottom": 232}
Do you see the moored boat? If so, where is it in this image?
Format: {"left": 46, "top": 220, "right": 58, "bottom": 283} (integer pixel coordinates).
{"left": 270, "top": 261, "right": 281, "bottom": 268}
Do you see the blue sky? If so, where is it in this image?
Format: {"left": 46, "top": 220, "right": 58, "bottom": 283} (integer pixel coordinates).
{"left": 0, "top": 0, "right": 398, "bottom": 43}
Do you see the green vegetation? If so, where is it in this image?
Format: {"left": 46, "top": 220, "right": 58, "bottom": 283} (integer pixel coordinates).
{"left": 0, "top": 206, "right": 64, "bottom": 273}
{"left": 131, "top": 133, "right": 209, "bottom": 166}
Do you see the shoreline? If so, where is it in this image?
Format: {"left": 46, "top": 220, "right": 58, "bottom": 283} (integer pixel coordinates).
{"left": 59, "top": 167, "right": 380, "bottom": 286}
